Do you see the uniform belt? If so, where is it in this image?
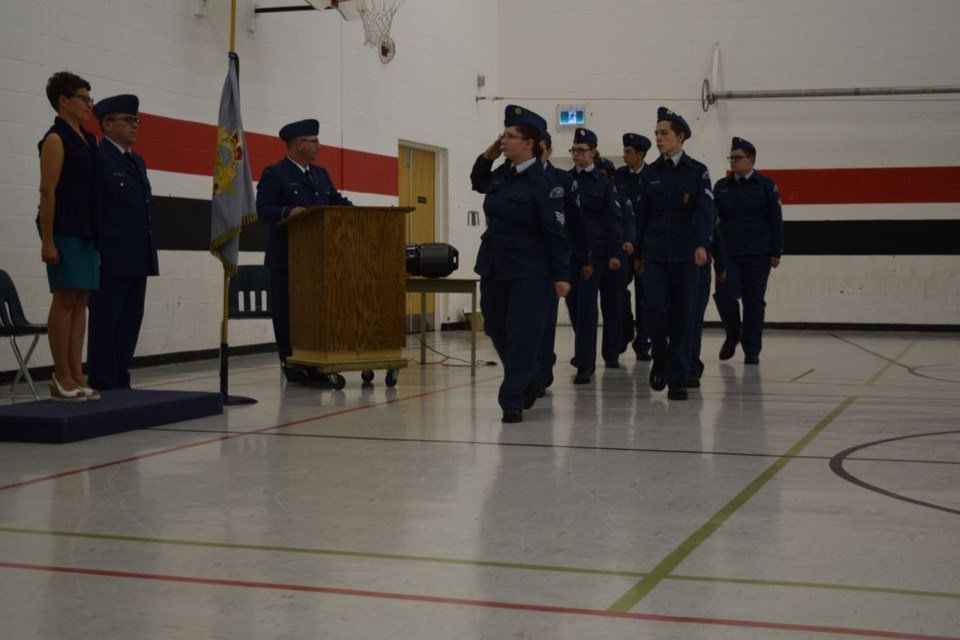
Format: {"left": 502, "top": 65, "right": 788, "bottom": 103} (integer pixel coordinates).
{"left": 650, "top": 211, "right": 693, "bottom": 224}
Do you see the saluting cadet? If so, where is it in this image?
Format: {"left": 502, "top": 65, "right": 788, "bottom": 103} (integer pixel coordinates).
{"left": 634, "top": 107, "right": 714, "bottom": 401}
{"left": 532, "top": 131, "right": 591, "bottom": 397}
{"left": 87, "top": 94, "right": 159, "bottom": 391}
{"left": 471, "top": 105, "right": 570, "bottom": 423}
{"left": 713, "top": 137, "right": 784, "bottom": 364}
{"left": 565, "top": 128, "right": 622, "bottom": 384}
{"left": 256, "top": 119, "right": 352, "bottom": 386}
{"left": 597, "top": 158, "right": 635, "bottom": 368}
{"left": 616, "top": 132, "right": 653, "bottom": 360}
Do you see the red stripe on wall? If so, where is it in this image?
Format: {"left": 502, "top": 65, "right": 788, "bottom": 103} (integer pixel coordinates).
{"left": 762, "top": 167, "right": 960, "bottom": 205}
{"left": 87, "top": 113, "right": 398, "bottom": 197}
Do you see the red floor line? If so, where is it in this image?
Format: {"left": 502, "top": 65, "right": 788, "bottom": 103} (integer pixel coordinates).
{"left": 0, "top": 375, "right": 500, "bottom": 493}
{"left": 0, "top": 561, "right": 953, "bottom": 640}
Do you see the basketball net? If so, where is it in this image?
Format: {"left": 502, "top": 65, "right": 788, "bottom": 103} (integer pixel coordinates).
{"left": 355, "top": 0, "right": 405, "bottom": 47}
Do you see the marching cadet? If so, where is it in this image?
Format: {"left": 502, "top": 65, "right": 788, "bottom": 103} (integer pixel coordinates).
{"left": 532, "top": 131, "right": 591, "bottom": 397}
{"left": 634, "top": 107, "right": 714, "bottom": 401}
{"left": 565, "top": 128, "right": 622, "bottom": 384}
{"left": 713, "top": 137, "right": 784, "bottom": 364}
{"left": 615, "top": 132, "right": 653, "bottom": 360}
{"left": 596, "top": 158, "right": 635, "bottom": 368}
{"left": 471, "top": 105, "right": 570, "bottom": 423}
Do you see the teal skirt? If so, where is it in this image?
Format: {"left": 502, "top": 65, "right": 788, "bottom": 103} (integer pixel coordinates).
{"left": 46, "top": 233, "right": 99, "bottom": 292}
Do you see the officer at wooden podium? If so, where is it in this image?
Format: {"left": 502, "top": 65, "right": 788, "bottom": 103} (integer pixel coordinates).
{"left": 256, "top": 118, "right": 352, "bottom": 385}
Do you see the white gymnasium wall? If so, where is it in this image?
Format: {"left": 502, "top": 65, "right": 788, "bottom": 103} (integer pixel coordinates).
{"left": 495, "top": 0, "right": 960, "bottom": 327}
{"left": 0, "top": 0, "right": 499, "bottom": 374}
{"left": 2, "top": 1, "right": 958, "bottom": 377}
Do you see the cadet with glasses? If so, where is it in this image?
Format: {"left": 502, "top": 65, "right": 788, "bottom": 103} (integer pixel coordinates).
{"left": 713, "top": 137, "right": 783, "bottom": 364}
{"left": 565, "top": 128, "right": 622, "bottom": 384}
{"left": 531, "top": 131, "right": 591, "bottom": 398}
{"left": 471, "top": 105, "right": 570, "bottom": 423}
{"left": 256, "top": 119, "right": 353, "bottom": 386}
{"left": 87, "top": 95, "right": 159, "bottom": 391}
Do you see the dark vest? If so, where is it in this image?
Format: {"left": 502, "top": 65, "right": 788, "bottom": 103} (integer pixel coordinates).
{"left": 38, "top": 117, "right": 99, "bottom": 241}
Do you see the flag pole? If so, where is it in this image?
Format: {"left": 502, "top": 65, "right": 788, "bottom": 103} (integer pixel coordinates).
{"left": 215, "top": 4, "right": 257, "bottom": 406}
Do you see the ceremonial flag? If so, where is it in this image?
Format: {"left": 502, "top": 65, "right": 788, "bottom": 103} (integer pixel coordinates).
{"left": 209, "top": 52, "right": 256, "bottom": 276}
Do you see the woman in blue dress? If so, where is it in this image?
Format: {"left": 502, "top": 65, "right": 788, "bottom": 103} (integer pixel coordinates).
{"left": 37, "top": 71, "right": 101, "bottom": 401}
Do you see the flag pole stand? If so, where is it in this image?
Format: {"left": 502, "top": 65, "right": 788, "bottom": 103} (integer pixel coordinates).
{"left": 221, "top": 272, "right": 257, "bottom": 406}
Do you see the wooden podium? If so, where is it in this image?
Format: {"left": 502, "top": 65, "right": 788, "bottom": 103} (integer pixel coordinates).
{"left": 280, "top": 205, "right": 413, "bottom": 375}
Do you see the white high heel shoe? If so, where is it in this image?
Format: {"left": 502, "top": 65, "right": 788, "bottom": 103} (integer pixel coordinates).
{"left": 75, "top": 376, "right": 101, "bottom": 401}
{"left": 49, "top": 373, "right": 87, "bottom": 403}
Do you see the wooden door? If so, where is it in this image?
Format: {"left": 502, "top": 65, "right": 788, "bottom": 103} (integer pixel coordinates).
{"left": 398, "top": 145, "right": 437, "bottom": 330}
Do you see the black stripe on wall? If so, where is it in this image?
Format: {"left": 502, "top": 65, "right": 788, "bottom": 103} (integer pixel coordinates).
{"left": 782, "top": 220, "right": 960, "bottom": 255}
{"left": 154, "top": 195, "right": 268, "bottom": 252}
{"left": 154, "top": 196, "right": 960, "bottom": 256}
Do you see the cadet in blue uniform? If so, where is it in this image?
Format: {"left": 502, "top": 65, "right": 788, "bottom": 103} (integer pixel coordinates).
{"left": 615, "top": 132, "right": 653, "bottom": 360}
{"left": 713, "top": 137, "right": 783, "bottom": 364}
{"left": 256, "top": 119, "right": 353, "bottom": 385}
{"left": 87, "top": 95, "right": 159, "bottom": 391}
{"left": 471, "top": 105, "right": 570, "bottom": 423}
{"left": 532, "top": 131, "right": 590, "bottom": 396}
{"left": 634, "top": 107, "right": 714, "bottom": 401}
{"left": 565, "top": 128, "right": 622, "bottom": 384}
{"left": 596, "top": 158, "right": 635, "bottom": 368}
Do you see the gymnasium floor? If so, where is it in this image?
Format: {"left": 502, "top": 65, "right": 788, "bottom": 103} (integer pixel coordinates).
{"left": 1, "top": 328, "right": 958, "bottom": 639}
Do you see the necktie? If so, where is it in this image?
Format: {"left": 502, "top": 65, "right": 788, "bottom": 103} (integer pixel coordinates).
{"left": 508, "top": 166, "right": 517, "bottom": 178}
{"left": 663, "top": 158, "right": 674, "bottom": 170}
{"left": 304, "top": 169, "right": 315, "bottom": 186}
{"left": 123, "top": 151, "right": 134, "bottom": 163}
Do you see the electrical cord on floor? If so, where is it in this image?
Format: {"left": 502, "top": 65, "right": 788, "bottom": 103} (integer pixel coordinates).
{"left": 411, "top": 334, "right": 498, "bottom": 367}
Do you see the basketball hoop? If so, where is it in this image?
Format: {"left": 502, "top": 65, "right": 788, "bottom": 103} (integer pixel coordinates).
{"left": 354, "top": 0, "right": 404, "bottom": 48}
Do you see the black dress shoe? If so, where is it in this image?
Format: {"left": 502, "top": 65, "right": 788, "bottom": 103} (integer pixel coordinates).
{"left": 605, "top": 360, "right": 620, "bottom": 369}
{"left": 687, "top": 374, "right": 701, "bottom": 388}
{"left": 283, "top": 366, "right": 310, "bottom": 384}
{"left": 306, "top": 369, "right": 338, "bottom": 388}
{"left": 668, "top": 385, "right": 688, "bottom": 400}
{"left": 636, "top": 350, "right": 652, "bottom": 362}
{"left": 744, "top": 354, "right": 760, "bottom": 365}
{"left": 719, "top": 336, "right": 738, "bottom": 361}
{"left": 502, "top": 409, "right": 523, "bottom": 423}
{"left": 573, "top": 368, "right": 593, "bottom": 384}
{"left": 648, "top": 359, "right": 666, "bottom": 391}
{"left": 523, "top": 386, "right": 539, "bottom": 409}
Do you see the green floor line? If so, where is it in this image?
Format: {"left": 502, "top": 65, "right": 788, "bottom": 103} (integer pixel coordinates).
{"left": 605, "top": 395, "right": 858, "bottom": 612}
{"left": 3, "top": 523, "right": 959, "bottom": 601}
{"left": 865, "top": 341, "right": 916, "bottom": 386}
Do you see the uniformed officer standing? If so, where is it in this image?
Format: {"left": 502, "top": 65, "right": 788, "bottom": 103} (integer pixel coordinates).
{"left": 713, "top": 137, "right": 783, "bottom": 364}
{"left": 634, "top": 107, "right": 714, "bottom": 401}
{"left": 532, "top": 131, "right": 590, "bottom": 396}
{"left": 597, "top": 158, "right": 635, "bottom": 368}
{"left": 566, "top": 128, "right": 622, "bottom": 384}
{"left": 87, "top": 95, "right": 159, "bottom": 391}
{"left": 471, "top": 105, "right": 570, "bottom": 423}
{"left": 256, "top": 119, "right": 352, "bottom": 385}
{"left": 615, "top": 133, "right": 653, "bottom": 360}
